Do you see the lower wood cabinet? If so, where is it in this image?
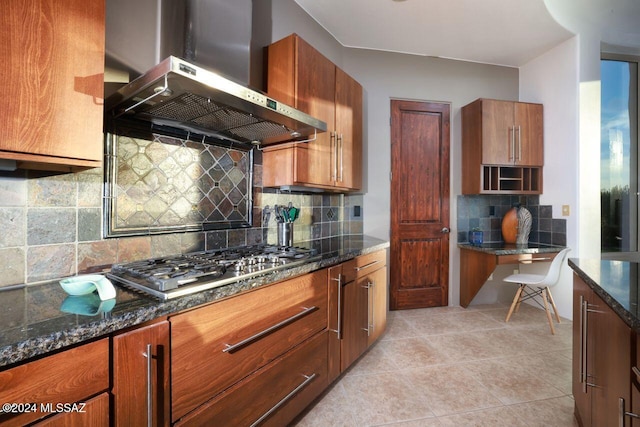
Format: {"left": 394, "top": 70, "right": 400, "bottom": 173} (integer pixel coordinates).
{"left": 175, "top": 331, "right": 328, "bottom": 426}
{"left": 35, "top": 392, "right": 109, "bottom": 427}
{"left": 112, "top": 320, "right": 170, "bottom": 427}
{"left": 329, "top": 249, "right": 388, "bottom": 379}
{"left": 170, "top": 269, "right": 328, "bottom": 423}
{"left": 0, "top": 339, "right": 109, "bottom": 426}
{"left": 2, "top": 253, "right": 388, "bottom": 426}
{"left": 573, "top": 273, "right": 631, "bottom": 426}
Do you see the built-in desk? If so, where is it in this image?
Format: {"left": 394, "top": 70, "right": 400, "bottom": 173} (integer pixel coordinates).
{"left": 459, "top": 243, "right": 566, "bottom": 307}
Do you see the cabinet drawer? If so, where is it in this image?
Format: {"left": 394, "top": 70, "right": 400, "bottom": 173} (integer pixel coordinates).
{"left": 35, "top": 392, "right": 109, "bottom": 427}
{"left": 175, "top": 331, "right": 328, "bottom": 427}
{"left": 171, "top": 270, "right": 328, "bottom": 421}
{"left": 343, "top": 250, "right": 387, "bottom": 283}
{"left": 0, "top": 339, "right": 109, "bottom": 426}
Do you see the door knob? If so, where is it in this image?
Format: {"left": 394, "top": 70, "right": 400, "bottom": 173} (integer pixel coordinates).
{"left": 441, "top": 227, "right": 450, "bottom": 234}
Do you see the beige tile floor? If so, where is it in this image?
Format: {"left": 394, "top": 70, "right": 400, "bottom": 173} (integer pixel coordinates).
{"left": 294, "top": 303, "right": 577, "bottom": 426}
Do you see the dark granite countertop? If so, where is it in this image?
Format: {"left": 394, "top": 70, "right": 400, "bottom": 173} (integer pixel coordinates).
{"left": 0, "top": 235, "right": 389, "bottom": 368}
{"left": 458, "top": 242, "right": 566, "bottom": 255}
{"left": 568, "top": 258, "right": 640, "bottom": 332}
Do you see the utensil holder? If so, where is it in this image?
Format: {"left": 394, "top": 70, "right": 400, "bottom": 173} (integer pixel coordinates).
{"left": 277, "top": 222, "right": 293, "bottom": 247}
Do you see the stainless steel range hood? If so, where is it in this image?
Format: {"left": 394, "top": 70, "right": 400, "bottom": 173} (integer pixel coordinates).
{"left": 105, "top": 56, "right": 326, "bottom": 145}
{"left": 104, "top": 0, "right": 326, "bottom": 146}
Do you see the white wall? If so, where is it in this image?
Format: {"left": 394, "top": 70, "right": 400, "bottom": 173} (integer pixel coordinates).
{"left": 518, "top": 37, "right": 580, "bottom": 319}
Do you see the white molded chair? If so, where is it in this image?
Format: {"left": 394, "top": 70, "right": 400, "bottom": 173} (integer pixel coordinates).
{"left": 503, "top": 248, "right": 571, "bottom": 334}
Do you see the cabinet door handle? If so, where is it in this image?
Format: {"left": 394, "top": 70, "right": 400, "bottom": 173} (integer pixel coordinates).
{"left": 619, "top": 397, "right": 640, "bottom": 427}
{"left": 331, "top": 131, "right": 337, "bottom": 181}
{"left": 354, "top": 260, "right": 380, "bottom": 272}
{"left": 223, "top": 306, "right": 318, "bottom": 353}
{"left": 633, "top": 366, "right": 640, "bottom": 382}
{"left": 370, "top": 281, "right": 375, "bottom": 335}
{"left": 361, "top": 282, "right": 372, "bottom": 336}
{"left": 338, "top": 133, "right": 344, "bottom": 182}
{"left": 250, "top": 373, "right": 317, "bottom": 427}
{"left": 330, "top": 274, "right": 342, "bottom": 339}
{"left": 517, "top": 125, "right": 522, "bottom": 162}
{"left": 509, "top": 126, "right": 515, "bottom": 163}
{"left": 579, "top": 296, "right": 588, "bottom": 392}
{"left": 143, "top": 343, "right": 153, "bottom": 427}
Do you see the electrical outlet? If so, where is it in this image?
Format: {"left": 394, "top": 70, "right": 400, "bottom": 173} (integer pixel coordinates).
{"left": 562, "top": 205, "right": 570, "bottom": 216}
{"left": 513, "top": 269, "right": 519, "bottom": 275}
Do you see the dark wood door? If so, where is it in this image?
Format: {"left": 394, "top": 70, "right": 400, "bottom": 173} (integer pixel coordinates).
{"left": 390, "top": 100, "right": 450, "bottom": 310}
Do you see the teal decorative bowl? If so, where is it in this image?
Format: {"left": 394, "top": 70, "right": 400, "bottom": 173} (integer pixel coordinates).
{"left": 59, "top": 274, "right": 116, "bottom": 301}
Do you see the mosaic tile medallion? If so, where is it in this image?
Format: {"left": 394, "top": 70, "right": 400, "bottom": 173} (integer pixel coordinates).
{"left": 104, "top": 133, "right": 253, "bottom": 237}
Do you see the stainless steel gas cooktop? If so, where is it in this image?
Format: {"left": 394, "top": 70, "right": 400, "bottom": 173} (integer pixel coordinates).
{"left": 107, "top": 244, "right": 320, "bottom": 300}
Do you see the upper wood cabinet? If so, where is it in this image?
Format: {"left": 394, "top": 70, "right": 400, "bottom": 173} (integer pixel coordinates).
{"left": 263, "top": 34, "right": 363, "bottom": 192}
{"left": 0, "top": 0, "right": 105, "bottom": 171}
{"left": 462, "top": 98, "right": 543, "bottom": 194}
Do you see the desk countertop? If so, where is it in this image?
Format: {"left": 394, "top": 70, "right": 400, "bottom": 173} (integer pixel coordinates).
{"left": 458, "top": 242, "right": 566, "bottom": 255}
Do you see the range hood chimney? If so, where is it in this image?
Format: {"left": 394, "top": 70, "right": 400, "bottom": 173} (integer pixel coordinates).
{"left": 104, "top": 0, "right": 326, "bottom": 146}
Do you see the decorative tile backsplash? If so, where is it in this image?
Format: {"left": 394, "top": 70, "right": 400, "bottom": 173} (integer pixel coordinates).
{"left": 0, "top": 139, "right": 363, "bottom": 287}
{"left": 457, "top": 195, "right": 567, "bottom": 246}
{"left": 105, "top": 133, "right": 252, "bottom": 236}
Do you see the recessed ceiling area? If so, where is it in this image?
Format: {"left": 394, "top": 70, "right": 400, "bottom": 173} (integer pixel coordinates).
{"left": 293, "top": 0, "right": 575, "bottom": 68}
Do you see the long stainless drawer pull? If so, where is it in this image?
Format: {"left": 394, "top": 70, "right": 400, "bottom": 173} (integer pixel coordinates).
{"left": 143, "top": 343, "right": 153, "bottom": 427}
{"left": 355, "top": 260, "right": 380, "bottom": 272}
{"left": 580, "top": 296, "right": 587, "bottom": 392}
{"left": 633, "top": 366, "right": 640, "bottom": 381}
{"left": 250, "top": 373, "right": 317, "bottom": 427}
{"left": 330, "top": 274, "right": 342, "bottom": 339}
{"left": 223, "top": 306, "right": 318, "bottom": 353}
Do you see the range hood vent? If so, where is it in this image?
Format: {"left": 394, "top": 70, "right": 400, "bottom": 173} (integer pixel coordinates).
{"left": 105, "top": 56, "right": 326, "bottom": 146}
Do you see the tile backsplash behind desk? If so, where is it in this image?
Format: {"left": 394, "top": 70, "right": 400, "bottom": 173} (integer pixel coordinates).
{"left": 0, "top": 135, "right": 363, "bottom": 288}
{"left": 456, "top": 195, "right": 567, "bottom": 246}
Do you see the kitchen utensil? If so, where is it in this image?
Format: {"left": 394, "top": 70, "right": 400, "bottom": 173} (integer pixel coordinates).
{"left": 278, "top": 222, "right": 293, "bottom": 246}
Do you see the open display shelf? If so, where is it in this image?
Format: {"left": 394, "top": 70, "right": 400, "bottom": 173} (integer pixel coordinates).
{"left": 481, "top": 165, "right": 542, "bottom": 194}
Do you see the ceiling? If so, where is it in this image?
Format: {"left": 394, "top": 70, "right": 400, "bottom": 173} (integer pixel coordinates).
{"left": 293, "top": 0, "right": 576, "bottom": 68}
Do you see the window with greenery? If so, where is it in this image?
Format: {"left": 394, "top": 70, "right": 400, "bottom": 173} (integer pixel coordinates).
{"left": 601, "top": 55, "right": 639, "bottom": 255}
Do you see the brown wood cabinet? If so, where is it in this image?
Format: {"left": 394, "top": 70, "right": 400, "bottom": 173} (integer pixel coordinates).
{"left": 0, "top": 339, "right": 109, "bottom": 426}
{"left": 112, "top": 321, "right": 170, "bottom": 427}
{"left": 35, "top": 392, "right": 109, "bottom": 427}
{"left": 263, "top": 33, "right": 363, "bottom": 192}
{"left": 573, "top": 274, "right": 631, "bottom": 426}
{"left": 0, "top": 0, "right": 104, "bottom": 171}
{"left": 170, "top": 269, "right": 328, "bottom": 423}
{"left": 462, "top": 98, "right": 543, "bottom": 194}
{"left": 329, "top": 250, "right": 388, "bottom": 377}
{"left": 175, "top": 331, "right": 328, "bottom": 427}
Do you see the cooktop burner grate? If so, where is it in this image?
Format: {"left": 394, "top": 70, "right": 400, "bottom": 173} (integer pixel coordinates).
{"left": 107, "top": 244, "right": 319, "bottom": 300}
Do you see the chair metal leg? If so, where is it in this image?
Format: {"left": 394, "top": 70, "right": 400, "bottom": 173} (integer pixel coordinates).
{"left": 505, "top": 284, "right": 524, "bottom": 322}
{"left": 541, "top": 288, "right": 556, "bottom": 335}
{"left": 546, "top": 287, "right": 561, "bottom": 324}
